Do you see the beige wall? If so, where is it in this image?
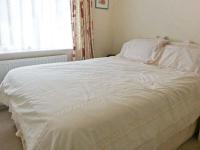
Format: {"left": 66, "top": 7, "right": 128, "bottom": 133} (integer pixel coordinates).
{"left": 112, "top": 0, "right": 200, "bottom": 54}
{"left": 93, "top": 0, "right": 113, "bottom": 57}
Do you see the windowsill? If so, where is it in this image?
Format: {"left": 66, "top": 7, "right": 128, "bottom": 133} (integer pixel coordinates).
{"left": 0, "top": 49, "right": 73, "bottom": 61}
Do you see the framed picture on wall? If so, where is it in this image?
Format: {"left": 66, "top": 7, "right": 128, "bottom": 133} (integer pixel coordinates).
{"left": 95, "top": 0, "right": 109, "bottom": 9}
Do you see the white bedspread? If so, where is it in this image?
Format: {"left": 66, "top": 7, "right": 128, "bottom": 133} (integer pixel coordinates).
{"left": 0, "top": 57, "right": 200, "bottom": 150}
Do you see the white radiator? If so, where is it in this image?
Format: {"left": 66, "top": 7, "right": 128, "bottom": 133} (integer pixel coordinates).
{"left": 0, "top": 55, "right": 68, "bottom": 84}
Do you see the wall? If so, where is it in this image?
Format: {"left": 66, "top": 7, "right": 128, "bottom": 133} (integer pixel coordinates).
{"left": 112, "top": 0, "right": 200, "bottom": 54}
{"left": 93, "top": 0, "right": 113, "bottom": 57}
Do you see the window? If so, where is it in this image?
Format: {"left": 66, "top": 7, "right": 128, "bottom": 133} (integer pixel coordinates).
{"left": 0, "top": 0, "right": 73, "bottom": 53}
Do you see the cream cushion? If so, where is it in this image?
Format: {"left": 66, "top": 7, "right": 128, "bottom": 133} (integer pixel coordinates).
{"left": 119, "top": 38, "right": 168, "bottom": 63}
{"left": 159, "top": 44, "right": 200, "bottom": 74}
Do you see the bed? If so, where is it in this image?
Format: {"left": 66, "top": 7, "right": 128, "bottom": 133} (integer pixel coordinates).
{"left": 0, "top": 56, "right": 200, "bottom": 150}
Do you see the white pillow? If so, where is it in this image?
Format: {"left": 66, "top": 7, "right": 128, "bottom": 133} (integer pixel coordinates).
{"left": 119, "top": 38, "right": 168, "bottom": 63}
{"left": 159, "top": 44, "right": 200, "bottom": 74}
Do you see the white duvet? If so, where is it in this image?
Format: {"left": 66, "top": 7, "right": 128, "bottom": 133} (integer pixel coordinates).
{"left": 0, "top": 57, "right": 200, "bottom": 150}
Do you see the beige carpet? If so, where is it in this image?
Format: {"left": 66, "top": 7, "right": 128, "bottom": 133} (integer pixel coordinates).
{"left": 0, "top": 108, "right": 23, "bottom": 150}
{"left": 0, "top": 108, "right": 200, "bottom": 150}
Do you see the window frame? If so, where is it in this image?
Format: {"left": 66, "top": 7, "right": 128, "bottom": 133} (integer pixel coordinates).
{"left": 0, "top": 49, "right": 73, "bottom": 61}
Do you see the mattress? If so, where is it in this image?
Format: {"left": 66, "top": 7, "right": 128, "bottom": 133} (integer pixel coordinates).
{"left": 0, "top": 57, "right": 200, "bottom": 150}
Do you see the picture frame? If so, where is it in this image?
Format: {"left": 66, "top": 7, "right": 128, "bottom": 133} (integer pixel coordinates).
{"left": 95, "top": 0, "right": 109, "bottom": 9}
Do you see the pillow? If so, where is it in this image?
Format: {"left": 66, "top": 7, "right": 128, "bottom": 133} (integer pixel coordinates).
{"left": 119, "top": 38, "right": 168, "bottom": 63}
{"left": 159, "top": 44, "right": 200, "bottom": 74}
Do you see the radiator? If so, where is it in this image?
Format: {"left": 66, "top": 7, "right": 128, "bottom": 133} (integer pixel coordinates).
{"left": 0, "top": 55, "right": 68, "bottom": 84}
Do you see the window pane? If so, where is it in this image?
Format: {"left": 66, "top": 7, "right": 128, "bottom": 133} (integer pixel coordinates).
{"left": 0, "top": 0, "right": 73, "bottom": 53}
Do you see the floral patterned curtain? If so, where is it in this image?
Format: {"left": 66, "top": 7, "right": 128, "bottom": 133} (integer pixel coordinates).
{"left": 70, "top": 0, "right": 94, "bottom": 60}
